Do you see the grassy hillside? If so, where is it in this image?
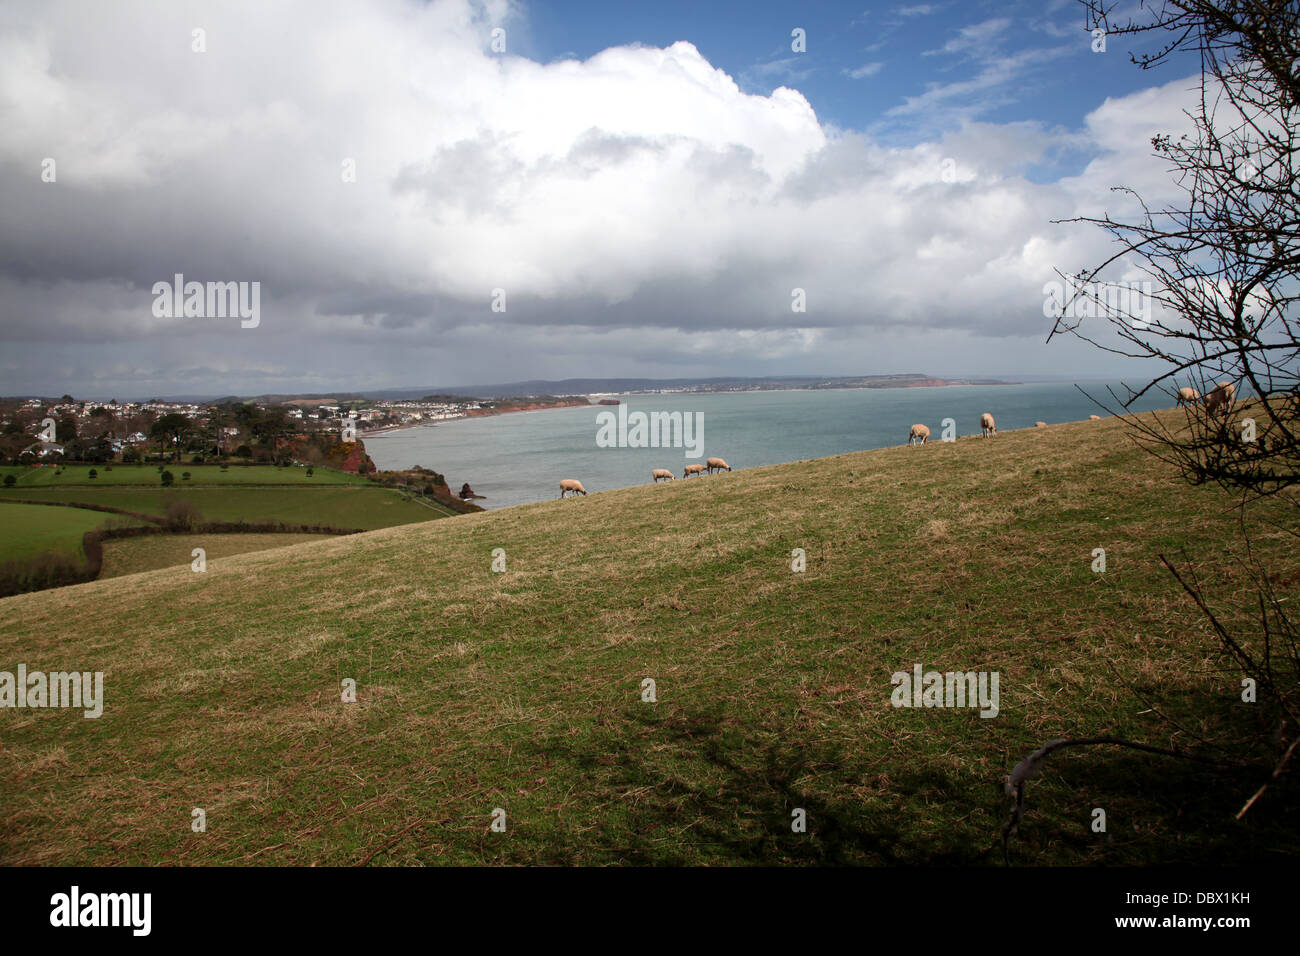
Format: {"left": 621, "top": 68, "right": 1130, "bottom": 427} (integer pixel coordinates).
{"left": 98, "top": 533, "right": 340, "bottom": 579}
{"left": 0, "top": 412, "right": 1294, "bottom": 865}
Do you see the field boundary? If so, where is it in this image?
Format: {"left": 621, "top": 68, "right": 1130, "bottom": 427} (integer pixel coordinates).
{"left": 0, "top": 519, "right": 365, "bottom": 598}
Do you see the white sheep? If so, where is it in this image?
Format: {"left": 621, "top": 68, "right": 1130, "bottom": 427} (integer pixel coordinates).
{"left": 682, "top": 463, "right": 707, "bottom": 478}
{"left": 1034, "top": 421, "right": 1047, "bottom": 428}
{"left": 980, "top": 412, "right": 997, "bottom": 437}
{"left": 1204, "top": 381, "right": 1236, "bottom": 416}
{"left": 907, "top": 424, "right": 930, "bottom": 445}
{"left": 559, "top": 478, "right": 587, "bottom": 498}
{"left": 1177, "top": 387, "right": 1200, "bottom": 406}
{"left": 1089, "top": 414, "right": 1102, "bottom": 420}
{"left": 706, "top": 457, "right": 731, "bottom": 473}
{"left": 651, "top": 468, "right": 675, "bottom": 483}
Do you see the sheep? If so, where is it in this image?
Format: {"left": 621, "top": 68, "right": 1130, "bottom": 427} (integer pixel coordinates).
{"left": 1034, "top": 421, "right": 1047, "bottom": 428}
{"left": 706, "top": 457, "right": 731, "bottom": 473}
{"left": 559, "top": 478, "right": 587, "bottom": 498}
{"left": 682, "top": 463, "right": 707, "bottom": 478}
{"left": 1204, "top": 381, "right": 1236, "bottom": 416}
{"left": 651, "top": 468, "right": 675, "bottom": 483}
{"left": 907, "top": 424, "right": 930, "bottom": 445}
{"left": 1176, "top": 387, "right": 1200, "bottom": 406}
{"left": 980, "top": 412, "right": 997, "bottom": 437}
{"left": 1089, "top": 415, "right": 1102, "bottom": 420}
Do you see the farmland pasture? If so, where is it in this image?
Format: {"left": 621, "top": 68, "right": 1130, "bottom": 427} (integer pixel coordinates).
{"left": 0, "top": 502, "right": 126, "bottom": 561}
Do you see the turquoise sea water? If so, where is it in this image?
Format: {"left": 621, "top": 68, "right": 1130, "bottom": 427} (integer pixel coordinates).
{"left": 364, "top": 382, "right": 1172, "bottom": 510}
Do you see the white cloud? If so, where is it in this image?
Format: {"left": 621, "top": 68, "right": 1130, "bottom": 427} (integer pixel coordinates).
{"left": 0, "top": 0, "right": 1206, "bottom": 393}
{"left": 845, "top": 62, "right": 884, "bottom": 79}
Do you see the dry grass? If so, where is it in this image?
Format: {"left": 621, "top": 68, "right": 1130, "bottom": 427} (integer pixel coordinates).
{"left": 0, "top": 410, "right": 1295, "bottom": 866}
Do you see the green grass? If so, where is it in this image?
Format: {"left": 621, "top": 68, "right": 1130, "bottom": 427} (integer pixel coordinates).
{"left": 0, "top": 464, "right": 366, "bottom": 487}
{"left": 99, "top": 533, "right": 341, "bottom": 579}
{"left": 0, "top": 486, "right": 451, "bottom": 530}
{"left": 0, "top": 503, "right": 123, "bottom": 561}
{"left": 0, "top": 412, "right": 1295, "bottom": 866}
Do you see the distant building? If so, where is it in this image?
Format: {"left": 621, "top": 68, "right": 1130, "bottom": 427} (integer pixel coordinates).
{"left": 23, "top": 441, "right": 64, "bottom": 458}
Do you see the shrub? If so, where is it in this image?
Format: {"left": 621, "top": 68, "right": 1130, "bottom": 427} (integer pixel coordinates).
{"left": 2, "top": 474, "right": 14, "bottom": 487}
{"left": 305, "top": 467, "right": 314, "bottom": 477}
{"left": 88, "top": 468, "right": 98, "bottom": 479}
{"left": 182, "top": 471, "right": 192, "bottom": 481}
{"left": 163, "top": 499, "right": 202, "bottom": 531}
{"left": 161, "top": 470, "right": 174, "bottom": 487}
{"left": 220, "top": 463, "right": 229, "bottom": 471}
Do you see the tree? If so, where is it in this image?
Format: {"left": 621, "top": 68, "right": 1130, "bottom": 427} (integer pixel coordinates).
{"left": 150, "top": 413, "right": 191, "bottom": 462}
{"left": 55, "top": 416, "right": 77, "bottom": 445}
{"left": 1021, "top": 0, "right": 1300, "bottom": 850}
{"left": 1051, "top": 0, "right": 1300, "bottom": 497}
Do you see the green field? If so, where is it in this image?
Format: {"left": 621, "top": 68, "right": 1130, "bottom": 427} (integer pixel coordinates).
{"left": 99, "top": 533, "right": 341, "bottom": 578}
{"left": 0, "top": 464, "right": 366, "bottom": 487}
{"left": 0, "top": 485, "right": 451, "bottom": 529}
{"left": 0, "top": 503, "right": 125, "bottom": 562}
{"left": 0, "top": 412, "right": 1294, "bottom": 865}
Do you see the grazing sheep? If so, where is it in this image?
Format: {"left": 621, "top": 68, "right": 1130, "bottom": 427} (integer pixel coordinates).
{"left": 706, "top": 457, "right": 731, "bottom": 473}
{"left": 1089, "top": 415, "right": 1102, "bottom": 420}
{"left": 907, "top": 424, "right": 930, "bottom": 445}
{"left": 1035, "top": 421, "right": 1047, "bottom": 428}
{"left": 682, "top": 463, "right": 707, "bottom": 478}
{"left": 651, "top": 468, "right": 675, "bottom": 483}
{"left": 559, "top": 478, "right": 587, "bottom": 498}
{"left": 1204, "top": 381, "right": 1236, "bottom": 416}
{"left": 1177, "top": 387, "right": 1200, "bottom": 406}
{"left": 980, "top": 412, "right": 997, "bottom": 437}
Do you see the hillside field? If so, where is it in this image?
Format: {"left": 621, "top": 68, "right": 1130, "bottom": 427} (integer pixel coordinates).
{"left": 0, "top": 503, "right": 127, "bottom": 562}
{"left": 0, "top": 464, "right": 365, "bottom": 487}
{"left": 98, "top": 533, "right": 342, "bottom": 579}
{"left": 0, "top": 462, "right": 458, "bottom": 530}
{"left": 0, "top": 411, "right": 1295, "bottom": 865}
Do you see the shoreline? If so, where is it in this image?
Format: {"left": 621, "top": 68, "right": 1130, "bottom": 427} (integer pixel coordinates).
{"left": 362, "top": 398, "right": 591, "bottom": 438}
{"left": 390, "top": 406, "right": 1136, "bottom": 514}
{"left": 357, "top": 381, "right": 1052, "bottom": 438}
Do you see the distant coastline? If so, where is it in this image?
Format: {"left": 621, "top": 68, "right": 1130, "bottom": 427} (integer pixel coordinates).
{"left": 362, "top": 377, "right": 1025, "bottom": 439}
{"left": 362, "top": 396, "right": 589, "bottom": 438}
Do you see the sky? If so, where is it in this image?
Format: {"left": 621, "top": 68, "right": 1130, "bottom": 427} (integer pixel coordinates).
{"left": 0, "top": 0, "right": 1206, "bottom": 398}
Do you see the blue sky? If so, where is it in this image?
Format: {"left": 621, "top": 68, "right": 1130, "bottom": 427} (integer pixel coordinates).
{"left": 525, "top": 0, "right": 1171, "bottom": 155}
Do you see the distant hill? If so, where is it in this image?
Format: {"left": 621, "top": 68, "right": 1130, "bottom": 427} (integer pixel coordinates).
{"left": 5, "top": 374, "right": 1022, "bottom": 404}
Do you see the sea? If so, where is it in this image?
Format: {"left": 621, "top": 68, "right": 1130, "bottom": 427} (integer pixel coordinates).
{"left": 363, "top": 382, "right": 1173, "bottom": 510}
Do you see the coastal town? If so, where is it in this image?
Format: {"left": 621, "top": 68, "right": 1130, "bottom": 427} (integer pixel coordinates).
{"left": 0, "top": 393, "right": 590, "bottom": 465}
